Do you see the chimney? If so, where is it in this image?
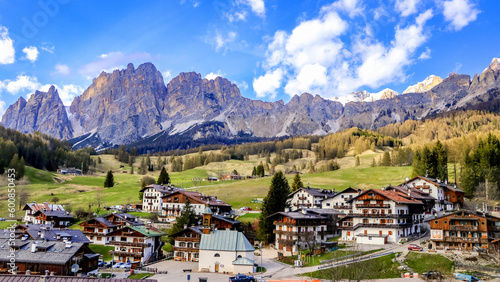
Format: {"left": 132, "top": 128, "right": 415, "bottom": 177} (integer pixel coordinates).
{"left": 31, "top": 242, "right": 37, "bottom": 253}
{"left": 38, "top": 230, "right": 41, "bottom": 237}
{"left": 406, "top": 177, "right": 409, "bottom": 183}
{"left": 408, "top": 187, "right": 411, "bottom": 197}
{"left": 40, "top": 231, "right": 44, "bottom": 239}
{"left": 56, "top": 233, "right": 61, "bottom": 240}
{"left": 301, "top": 209, "right": 307, "bottom": 215}
{"left": 65, "top": 241, "right": 72, "bottom": 248}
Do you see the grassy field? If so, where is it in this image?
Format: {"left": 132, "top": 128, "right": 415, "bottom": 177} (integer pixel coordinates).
{"left": 302, "top": 253, "right": 403, "bottom": 279}
{"left": 0, "top": 151, "right": 413, "bottom": 217}
{"left": 127, "top": 273, "right": 153, "bottom": 279}
{"left": 406, "top": 252, "right": 454, "bottom": 275}
{"left": 89, "top": 244, "right": 115, "bottom": 261}
{"left": 236, "top": 212, "right": 261, "bottom": 223}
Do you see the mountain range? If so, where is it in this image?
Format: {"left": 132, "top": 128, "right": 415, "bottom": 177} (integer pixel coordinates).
{"left": 2, "top": 58, "right": 500, "bottom": 151}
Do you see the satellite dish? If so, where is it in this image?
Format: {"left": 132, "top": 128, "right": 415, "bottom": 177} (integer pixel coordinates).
{"left": 71, "top": 263, "right": 79, "bottom": 273}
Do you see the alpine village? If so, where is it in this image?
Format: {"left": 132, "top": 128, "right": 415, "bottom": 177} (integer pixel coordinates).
{"left": 1, "top": 1, "right": 500, "bottom": 282}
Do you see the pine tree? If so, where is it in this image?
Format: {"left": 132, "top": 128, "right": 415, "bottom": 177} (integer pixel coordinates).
{"left": 157, "top": 167, "right": 170, "bottom": 185}
{"left": 170, "top": 199, "right": 198, "bottom": 235}
{"left": 139, "top": 158, "right": 147, "bottom": 175}
{"left": 252, "top": 166, "right": 257, "bottom": 177}
{"left": 381, "top": 151, "right": 391, "bottom": 166}
{"left": 258, "top": 171, "right": 290, "bottom": 243}
{"left": 8, "top": 154, "right": 25, "bottom": 180}
{"left": 434, "top": 140, "right": 448, "bottom": 181}
{"left": 97, "top": 156, "right": 102, "bottom": 164}
{"left": 129, "top": 165, "right": 134, "bottom": 174}
{"left": 371, "top": 157, "right": 376, "bottom": 167}
{"left": 355, "top": 156, "right": 360, "bottom": 167}
{"left": 291, "top": 173, "right": 303, "bottom": 192}
{"left": 104, "top": 170, "right": 114, "bottom": 188}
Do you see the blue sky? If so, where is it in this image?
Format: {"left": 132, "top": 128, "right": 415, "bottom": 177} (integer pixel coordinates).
{"left": 0, "top": 0, "right": 499, "bottom": 117}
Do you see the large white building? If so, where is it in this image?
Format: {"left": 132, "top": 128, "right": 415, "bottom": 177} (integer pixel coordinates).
{"left": 339, "top": 189, "right": 425, "bottom": 244}
{"left": 321, "top": 187, "right": 363, "bottom": 210}
{"left": 198, "top": 230, "right": 255, "bottom": 274}
{"left": 141, "top": 184, "right": 183, "bottom": 212}
{"left": 401, "top": 176, "right": 464, "bottom": 211}
{"left": 288, "top": 188, "right": 336, "bottom": 211}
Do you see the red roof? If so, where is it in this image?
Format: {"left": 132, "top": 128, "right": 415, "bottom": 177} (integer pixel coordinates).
{"left": 353, "top": 189, "right": 424, "bottom": 205}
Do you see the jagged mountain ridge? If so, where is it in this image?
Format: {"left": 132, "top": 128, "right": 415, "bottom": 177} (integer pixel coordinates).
{"left": 2, "top": 58, "right": 500, "bottom": 150}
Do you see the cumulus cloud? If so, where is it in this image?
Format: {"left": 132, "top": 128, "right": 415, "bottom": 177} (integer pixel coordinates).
{"left": 214, "top": 31, "right": 237, "bottom": 52}
{"left": 253, "top": 68, "right": 284, "bottom": 98}
{"left": 57, "top": 84, "right": 84, "bottom": 106}
{"left": 254, "top": 4, "right": 435, "bottom": 99}
{"left": 205, "top": 70, "right": 226, "bottom": 80}
{"left": 244, "top": 0, "right": 265, "bottom": 17}
{"left": 442, "top": 0, "right": 480, "bottom": 31}
{"left": 418, "top": 47, "right": 431, "bottom": 60}
{"left": 395, "top": 0, "right": 420, "bottom": 17}
{"left": 0, "top": 26, "right": 15, "bottom": 64}
{"left": 0, "top": 98, "right": 5, "bottom": 118}
{"left": 54, "top": 63, "right": 71, "bottom": 76}
{"left": 163, "top": 70, "right": 172, "bottom": 82}
{"left": 79, "top": 51, "right": 154, "bottom": 78}
{"left": 23, "top": 46, "right": 39, "bottom": 62}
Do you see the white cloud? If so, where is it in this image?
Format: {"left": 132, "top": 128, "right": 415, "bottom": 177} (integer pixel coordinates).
{"left": 79, "top": 51, "right": 153, "bottom": 78}
{"left": 253, "top": 68, "right": 284, "bottom": 99}
{"left": 1, "top": 75, "right": 41, "bottom": 95}
{"left": 0, "top": 98, "right": 5, "bottom": 118}
{"left": 22, "top": 46, "right": 39, "bottom": 62}
{"left": 54, "top": 63, "right": 71, "bottom": 76}
{"left": 395, "top": 0, "right": 420, "bottom": 17}
{"left": 235, "top": 80, "right": 249, "bottom": 91}
{"left": 254, "top": 4, "right": 435, "bottom": 99}
{"left": 41, "top": 42, "right": 54, "bottom": 53}
{"left": 163, "top": 70, "right": 172, "bottom": 82}
{"left": 244, "top": 0, "right": 265, "bottom": 17}
{"left": 214, "top": 31, "right": 237, "bottom": 52}
{"left": 0, "top": 26, "right": 15, "bottom": 64}
{"left": 57, "top": 84, "right": 84, "bottom": 106}
{"left": 205, "top": 71, "right": 225, "bottom": 80}
{"left": 418, "top": 47, "right": 431, "bottom": 60}
{"left": 442, "top": 0, "right": 480, "bottom": 31}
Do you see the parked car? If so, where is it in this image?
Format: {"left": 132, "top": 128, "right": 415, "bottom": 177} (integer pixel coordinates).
{"left": 112, "top": 262, "right": 125, "bottom": 269}
{"left": 120, "top": 263, "right": 132, "bottom": 269}
{"left": 408, "top": 244, "right": 422, "bottom": 251}
{"left": 240, "top": 207, "right": 252, "bottom": 211}
{"left": 229, "top": 274, "right": 255, "bottom": 282}
{"left": 422, "top": 271, "right": 443, "bottom": 281}
{"left": 97, "top": 260, "right": 106, "bottom": 268}
{"left": 0, "top": 218, "right": 5, "bottom": 221}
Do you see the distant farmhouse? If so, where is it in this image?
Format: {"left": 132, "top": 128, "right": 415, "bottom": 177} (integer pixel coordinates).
{"left": 57, "top": 167, "right": 82, "bottom": 175}
{"left": 23, "top": 202, "right": 74, "bottom": 228}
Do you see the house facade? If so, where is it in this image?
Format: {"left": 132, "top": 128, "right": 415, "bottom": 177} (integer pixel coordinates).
{"left": 429, "top": 211, "right": 500, "bottom": 251}
{"left": 339, "top": 189, "right": 425, "bottom": 244}
{"left": 288, "top": 188, "right": 336, "bottom": 211}
{"left": 270, "top": 210, "right": 332, "bottom": 254}
{"left": 108, "top": 225, "right": 165, "bottom": 264}
{"left": 79, "top": 213, "right": 144, "bottom": 245}
{"left": 402, "top": 176, "right": 464, "bottom": 211}
{"left": 161, "top": 191, "right": 232, "bottom": 221}
{"left": 141, "top": 184, "right": 183, "bottom": 212}
{"left": 22, "top": 202, "right": 72, "bottom": 227}
{"left": 321, "top": 187, "right": 363, "bottom": 210}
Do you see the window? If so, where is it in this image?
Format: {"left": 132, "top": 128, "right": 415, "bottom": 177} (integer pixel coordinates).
{"left": 237, "top": 255, "right": 242, "bottom": 258}
{"left": 388, "top": 231, "right": 392, "bottom": 235}
{"left": 326, "top": 203, "right": 330, "bottom": 207}
{"left": 347, "top": 231, "right": 351, "bottom": 236}
{"left": 214, "top": 253, "right": 220, "bottom": 257}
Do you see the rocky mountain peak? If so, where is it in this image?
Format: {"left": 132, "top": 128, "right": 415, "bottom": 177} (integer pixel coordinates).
{"left": 488, "top": 58, "right": 500, "bottom": 71}
{"left": 403, "top": 75, "right": 443, "bottom": 94}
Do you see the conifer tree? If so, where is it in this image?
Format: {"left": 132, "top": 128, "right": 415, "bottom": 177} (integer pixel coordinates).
{"left": 291, "top": 172, "right": 303, "bottom": 192}
{"left": 104, "top": 170, "right": 114, "bottom": 188}
{"left": 355, "top": 156, "right": 360, "bottom": 167}
{"left": 258, "top": 171, "right": 290, "bottom": 242}
{"left": 371, "top": 157, "right": 376, "bottom": 167}
{"left": 381, "top": 151, "right": 391, "bottom": 166}
{"left": 8, "top": 154, "right": 25, "bottom": 180}
{"left": 170, "top": 199, "right": 198, "bottom": 235}
{"left": 157, "top": 167, "right": 170, "bottom": 185}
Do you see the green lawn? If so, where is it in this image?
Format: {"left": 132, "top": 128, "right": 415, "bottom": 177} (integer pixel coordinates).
{"left": 127, "top": 273, "right": 153, "bottom": 279}
{"left": 68, "top": 220, "right": 84, "bottom": 230}
{"left": 127, "top": 211, "right": 153, "bottom": 218}
{"left": 302, "top": 253, "right": 403, "bottom": 280}
{"left": 236, "top": 212, "right": 261, "bottom": 223}
{"left": 406, "top": 252, "right": 454, "bottom": 275}
{"left": 0, "top": 221, "right": 21, "bottom": 229}
{"left": 284, "top": 248, "right": 384, "bottom": 267}
{"left": 89, "top": 244, "right": 115, "bottom": 261}
{"left": 162, "top": 243, "right": 172, "bottom": 252}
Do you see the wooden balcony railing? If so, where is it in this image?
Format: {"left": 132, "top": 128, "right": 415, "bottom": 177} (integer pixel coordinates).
{"left": 109, "top": 241, "right": 149, "bottom": 247}
{"left": 443, "top": 236, "right": 488, "bottom": 244}
{"left": 109, "top": 250, "right": 143, "bottom": 258}
{"left": 175, "top": 237, "right": 201, "bottom": 242}
{"left": 355, "top": 204, "right": 390, "bottom": 208}
{"left": 172, "top": 246, "right": 199, "bottom": 253}
{"left": 449, "top": 225, "right": 479, "bottom": 232}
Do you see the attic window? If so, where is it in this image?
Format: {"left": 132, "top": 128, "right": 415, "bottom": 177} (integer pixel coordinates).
{"left": 214, "top": 253, "right": 220, "bottom": 257}
{"left": 368, "top": 193, "right": 375, "bottom": 196}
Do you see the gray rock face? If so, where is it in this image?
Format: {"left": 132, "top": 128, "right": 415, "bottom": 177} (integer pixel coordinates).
{"left": 2, "top": 60, "right": 500, "bottom": 150}
{"left": 1, "top": 86, "right": 72, "bottom": 139}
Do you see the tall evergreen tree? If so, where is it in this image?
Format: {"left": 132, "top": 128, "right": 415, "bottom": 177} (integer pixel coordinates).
{"left": 157, "top": 167, "right": 170, "bottom": 185}
{"left": 381, "top": 151, "right": 391, "bottom": 166}
{"left": 252, "top": 166, "right": 257, "bottom": 177}
{"left": 170, "top": 199, "right": 198, "bottom": 235}
{"left": 8, "top": 154, "right": 25, "bottom": 180}
{"left": 434, "top": 140, "right": 448, "bottom": 181}
{"left": 355, "top": 156, "right": 360, "bottom": 167}
{"left": 291, "top": 173, "right": 304, "bottom": 192}
{"left": 139, "top": 158, "right": 147, "bottom": 175}
{"left": 258, "top": 171, "right": 290, "bottom": 243}
{"left": 104, "top": 170, "right": 114, "bottom": 188}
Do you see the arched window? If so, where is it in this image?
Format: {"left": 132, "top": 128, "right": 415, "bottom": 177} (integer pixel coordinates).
{"left": 237, "top": 255, "right": 242, "bottom": 258}
{"left": 214, "top": 253, "right": 220, "bottom": 257}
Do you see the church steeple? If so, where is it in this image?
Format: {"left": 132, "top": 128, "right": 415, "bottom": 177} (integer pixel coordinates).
{"left": 202, "top": 200, "right": 212, "bottom": 234}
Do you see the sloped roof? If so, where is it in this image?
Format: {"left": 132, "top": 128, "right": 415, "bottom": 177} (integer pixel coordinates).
{"left": 232, "top": 256, "right": 254, "bottom": 265}
{"left": 212, "top": 214, "right": 240, "bottom": 225}
{"left": 268, "top": 211, "right": 327, "bottom": 220}
{"left": 0, "top": 239, "right": 87, "bottom": 265}
{"left": 351, "top": 189, "right": 424, "bottom": 205}
{"left": 25, "top": 228, "right": 90, "bottom": 243}
{"left": 163, "top": 190, "right": 231, "bottom": 207}
{"left": 139, "top": 184, "right": 183, "bottom": 194}
{"left": 23, "top": 203, "right": 65, "bottom": 212}
{"left": 129, "top": 226, "right": 166, "bottom": 237}
{"left": 169, "top": 226, "right": 203, "bottom": 238}
{"left": 289, "top": 187, "right": 336, "bottom": 198}
{"left": 402, "top": 176, "right": 464, "bottom": 193}
{"left": 94, "top": 217, "right": 117, "bottom": 227}
{"left": 385, "top": 185, "right": 435, "bottom": 201}
{"left": 199, "top": 230, "right": 254, "bottom": 252}
{"left": 33, "top": 209, "right": 74, "bottom": 219}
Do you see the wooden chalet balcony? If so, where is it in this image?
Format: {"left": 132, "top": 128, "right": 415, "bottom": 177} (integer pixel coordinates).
{"left": 298, "top": 196, "right": 307, "bottom": 200}
{"left": 164, "top": 206, "right": 182, "bottom": 211}
{"left": 176, "top": 237, "right": 201, "bottom": 242}
{"left": 277, "top": 239, "right": 296, "bottom": 245}
{"left": 144, "top": 195, "right": 156, "bottom": 199}
{"left": 355, "top": 204, "right": 390, "bottom": 208}
{"left": 488, "top": 226, "right": 500, "bottom": 231}
{"left": 172, "top": 246, "right": 199, "bottom": 253}
{"left": 351, "top": 213, "right": 411, "bottom": 218}
{"left": 109, "top": 240, "right": 150, "bottom": 247}
{"left": 274, "top": 221, "right": 297, "bottom": 226}
{"left": 339, "top": 224, "right": 353, "bottom": 230}
{"left": 355, "top": 223, "right": 413, "bottom": 229}
{"left": 333, "top": 205, "right": 351, "bottom": 209}
{"left": 273, "top": 230, "right": 297, "bottom": 236}
{"left": 293, "top": 203, "right": 312, "bottom": 207}
{"left": 81, "top": 224, "right": 103, "bottom": 228}
{"left": 109, "top": 250, "right": 143, "bottom": 258}
{"left": 443, "top": 236, "right": 488, "bottom": 244}
{"left": 449, "top": 225, "right": 479, "bottom": 232}
{"left": 317, "top": 230, "right": 331, "bottom": 236}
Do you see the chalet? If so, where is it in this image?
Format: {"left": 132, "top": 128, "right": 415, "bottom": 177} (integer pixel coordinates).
{"left": 288, "top": 187, "right": 336, "bottom": 211}
{"left": 161, "top": 190, "right": 232, "bottom": 221}
{"left": 0, "top": 237, "right": 98, "bottom": 276}
{"left": 428, "top": 211, "right": 500, "bottom": 251}
{"left": 57, "top": 167, "right": 82, "bottom": 175}
{"left": 401, "top": 176, "right": 465, "bottom": 211}
{"left": 170, "top": 207, "right": 241, "bottom": 262}
{"left": 222, "top": 174, "right": 244, "bottom": 181}
{"left": 321, "top": 187, "right": 363, "bottom": 210}
{"left": 385, "top": 185, "right": 437, "bottom": 215}
{"left": 108, "top": 225, "right": 165, "bottom": 264}
{"left": 79, "top": 213, "right": 144, "bottom": 245}
{"left": 141, "top": 184, "right": 184, "bottom": 212}
{"left": 198, "top": 229, "right": 255, "bottom": 274}
{"left": 339, "top": 189, "right": 425, "bottom": 244}
{"left": 269, "top": 210, "right": 333, "bottom": 254}
{"left": 22, "top": 202, "right": 69, "bottom": 225}
{"left": 16, "top": 225, "right": 90, "bottom": 244}
{"left": 30, "top": 210, "right": 73, "bottom": 228}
